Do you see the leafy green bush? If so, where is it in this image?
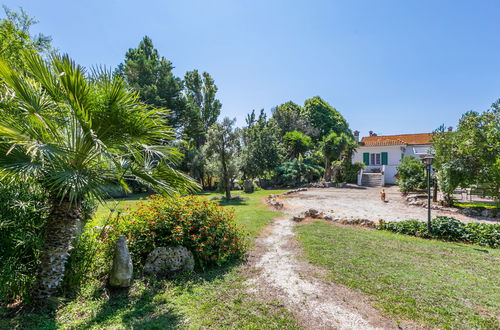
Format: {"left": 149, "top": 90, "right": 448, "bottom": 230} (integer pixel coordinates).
{"left": 0, "top": 182, "right": 48, "bottom": 304}
{"left": 396, "top": 156, "right": 426, "bottom": 193}
{"left": 63, "top": 225, "right": 111, "bottom": 299}
{"left": 109, "top": 195, "right": 246, "bottom": 268}
{"left": 275, "top": 158, "right": 323, "bottom": 186}
{"left": 341, "top": 161, "right": 365, "bottom": 183}
{"left": 378, "top": 216, "right": 500, "bottom": 248}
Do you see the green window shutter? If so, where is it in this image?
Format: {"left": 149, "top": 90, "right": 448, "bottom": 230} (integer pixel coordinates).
{"left": 381, "top": 152, "right": 388, "bottom": 165}
{"left": 363, "top": 152, "right": 370, "bottom": 165}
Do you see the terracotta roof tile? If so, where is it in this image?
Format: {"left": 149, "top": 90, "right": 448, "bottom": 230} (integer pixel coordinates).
{"left": 361, "top": 133, "right": 433, "bottom": 146}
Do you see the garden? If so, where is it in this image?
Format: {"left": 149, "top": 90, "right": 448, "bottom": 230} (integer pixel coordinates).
{"left": 1, "top": 6, "right": 500, "bottom": 330}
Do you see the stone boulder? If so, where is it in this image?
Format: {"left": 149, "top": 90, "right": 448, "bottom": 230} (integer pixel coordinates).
{"left": 144, "top": 246, "right": 195, "bottom": 277}
{"left": 109, "top": 236, "right": 133, "bottom": 287}
{"left": 243, "top": 180, "right": 254, "bottom": 193}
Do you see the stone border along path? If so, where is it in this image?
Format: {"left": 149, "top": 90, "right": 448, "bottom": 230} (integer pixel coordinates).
{"left": 244, "top": 191, "right": 407, "bottom": 330}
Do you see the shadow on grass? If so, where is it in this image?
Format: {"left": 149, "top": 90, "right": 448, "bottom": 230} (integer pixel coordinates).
{"left": 78, "top": 287, "right": 181, "bottom": 330}
{"left": 1, "top": 260, "right": 243, "bottom": 329}
{"left": 79, "top": 261, "right": 242, "bottom": 329}
{"left": 218, "top": 198, "right": 248, "bottom": 206}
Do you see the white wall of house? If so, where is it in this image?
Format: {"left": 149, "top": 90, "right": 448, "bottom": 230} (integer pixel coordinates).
{"left": 353, "top": 145, "right": 403, "bottom": 184}
{"left": 352, "top": 144, "right": 432, "bottom": 185}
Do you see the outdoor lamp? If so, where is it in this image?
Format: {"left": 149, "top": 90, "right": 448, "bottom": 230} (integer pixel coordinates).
{"left": 421, "top": 155, "right": 435, "bottom": 232}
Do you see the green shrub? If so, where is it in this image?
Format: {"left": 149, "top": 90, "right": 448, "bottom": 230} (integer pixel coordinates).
{"left": 377, "top": 217, "right": 500, "bottom": 248}
{"left": 0, "top": 182, "right": 48, "bottom": 304}
{"left": 63, "top": 225, "right": 111, "bottom": 298}
{"left": 463, "top": 222, "right": 500, "bottom": 248}
{"left": 275, "top": 158, "right": 323, "bottom": 186}
{"left": 378, "top": 219, "right": 428, "bottom": 237}
{"left": 396, "top": 156, "right": 426, "bottom": 193}
{"left": 109, "top": 195, "right": 246, "bottom": 268}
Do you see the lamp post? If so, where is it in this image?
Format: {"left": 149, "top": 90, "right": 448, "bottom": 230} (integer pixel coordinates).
{"left": 422, "top": 155, "right": 435, "bottom": 232}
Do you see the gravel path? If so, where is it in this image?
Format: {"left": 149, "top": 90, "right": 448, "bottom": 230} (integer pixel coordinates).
{"left": 282, "top": 185, "right": 496, "bottom": 223}
{"left": 246, "top": 215, "right": 400, "bottom": 329}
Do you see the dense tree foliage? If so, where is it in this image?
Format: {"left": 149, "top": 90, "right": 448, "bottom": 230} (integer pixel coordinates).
{"left": 302, "top": 96, "right": 351, "bottom": 141}
{"left": 282, "top": 130, "right": 312, "bottom": 159}
{"left": 183, "top": 70, "right": 222, "bottom": 146}
{"left": 241, "top": 110, "right": 282, "bottom": 179}
{"left": 321, "top": 132, "right": 354, "bottom": 182}
{"left": 0, "top": 6, "right": 51, "bottom": 69}
{"left": 116, "top": 36, "right": 185, "bottom": 127}
{"left": 433, "top": 103, "right": 500, "bottom": 205}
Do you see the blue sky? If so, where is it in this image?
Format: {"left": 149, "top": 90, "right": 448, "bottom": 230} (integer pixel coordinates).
{"left": 3, "top": 0, "right": 500, "bottom": 136}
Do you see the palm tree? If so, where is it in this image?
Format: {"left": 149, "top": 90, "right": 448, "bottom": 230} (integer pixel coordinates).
{"left": 0, "top": 52, "right": 198, "bottom": 299}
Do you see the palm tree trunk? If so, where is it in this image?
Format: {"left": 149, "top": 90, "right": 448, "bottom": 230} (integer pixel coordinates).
{"left": 34, "top": 198, "right": 82, "bottom": 299}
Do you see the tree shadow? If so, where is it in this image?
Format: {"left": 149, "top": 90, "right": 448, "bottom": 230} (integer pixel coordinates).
{"left": 78, "top": 286, "right": 181, "bottom": 330}
{"left": 73, "top": 261, "right": 242, "bottom": 329}
{"left": 218, "top": 198, "right": 248, "bottom": 206}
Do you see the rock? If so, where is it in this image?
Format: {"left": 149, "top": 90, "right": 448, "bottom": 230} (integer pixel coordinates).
{"left": 292, "top": 216, "right": 305, "bottom": 222}
{"left": 304, "top": 209, "right": 322, "bottom": 218}
{"left": 323, "top": 214, "right": 333, "bottom": 221}
{"left": 109, "top": 236, "right": 133, "bottom": 287}
{"left": 243, "top": 180, "right": 254, "bottom": 193}
{"left": 283, "top": 188, "right": 308, "bottom": 195}
{"left": 266, "top": 195, "right": 284, "bottom": 209}
{"left": 144, "top": 246, "right": 194, "bottom": 277}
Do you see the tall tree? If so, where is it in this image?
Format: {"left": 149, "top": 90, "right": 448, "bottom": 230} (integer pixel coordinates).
{"left": 0, "top": 53, "right": 197, "bottom": 298}
{"left": 183, "top": 70, "right": 221, "bottom": 147}
{"left": 270, "top": 101, "right": 311, "bottom": 137}
{"left": 204, "top": 118, "right": 240, "bottom": 199}
{"left": 116, "top": 36, "right": 185, "bottom": 127}
{"left": 302, "top": 96, "right": 351, "bottom": 141}
{"left": 0, "top": 6, "right": 51, "bottom": 69}
{"left": 241, "top": 109, "right": 282, "bottom": 179}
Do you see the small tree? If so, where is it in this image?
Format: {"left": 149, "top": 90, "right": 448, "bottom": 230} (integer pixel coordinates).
{"left": 321, "top": 132, "right": 354, "bottom": 182}
{"left": 283, "top": 131, "right": 311, "bottom": 159}
{"left": 204, "top": 118, "right": 240, "bottom": 199}
{"left": 396, "top": 156, "right": 426, "bottom": 194}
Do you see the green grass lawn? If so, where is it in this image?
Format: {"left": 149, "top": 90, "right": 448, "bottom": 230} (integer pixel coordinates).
{"left": 296, "top": 221, "right": 500, "bottom": 329}
{"left": 2, "top": 189, "right": 299, "bottom": 329}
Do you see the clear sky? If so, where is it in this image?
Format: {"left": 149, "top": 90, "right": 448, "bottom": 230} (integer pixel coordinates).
{"left": 3, "top": 0, "right": 500, "bottom": 137}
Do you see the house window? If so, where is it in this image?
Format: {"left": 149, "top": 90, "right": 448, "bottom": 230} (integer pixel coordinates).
{"left": 371, "top": 153, "right": 381, "bottom": 165}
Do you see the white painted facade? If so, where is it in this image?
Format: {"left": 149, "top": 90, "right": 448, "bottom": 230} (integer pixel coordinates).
{"left": 352, "top": 144, "right": 432, "bottom": 185}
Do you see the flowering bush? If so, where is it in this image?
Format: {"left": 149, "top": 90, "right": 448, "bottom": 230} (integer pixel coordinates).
{"left": 109, "top": 195, "right": 246, "bottom": 268}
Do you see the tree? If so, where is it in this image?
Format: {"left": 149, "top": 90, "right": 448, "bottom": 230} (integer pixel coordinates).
{"left": 282, "top": 130, "right": 311, "bottom": 159}
{"left": 116, "top": 36, "right": 185, "bottom": 127}
{"left": 302, "top": 96, "right": 351, "bottom": 141}
{"left": 0, "top": 53, "right": 197, "bottom": 298}
{"left": 0, "top": 6, "right": 51, "bottom": 69}
{"left": 433, "top": 104, "right": 500, "bottom": 205}
{"left": 241, "top": 110, "right": 282, "bottom": 180}
{"left": 270, "top": 101, "right": 311, "bottom": 137}
{"left": 321, "top": 132, "right": 353, "bottom": 182}
{"left": 183, "top": 70, "right": 221, "bottom": 147}
{"left": 204, "top": 118, "right": 240, "bottom": 199}
{"left": 396, "top": 156, "right": 426, "bottom": 194}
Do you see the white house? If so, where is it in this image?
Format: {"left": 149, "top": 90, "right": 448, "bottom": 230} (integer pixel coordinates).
{"left": 352, "top": 131, "right": 434, "bottom": 186}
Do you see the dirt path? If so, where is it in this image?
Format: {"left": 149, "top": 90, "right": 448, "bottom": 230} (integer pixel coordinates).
{"left": 246, "top": 213, "right": 401, "bottom": 329}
